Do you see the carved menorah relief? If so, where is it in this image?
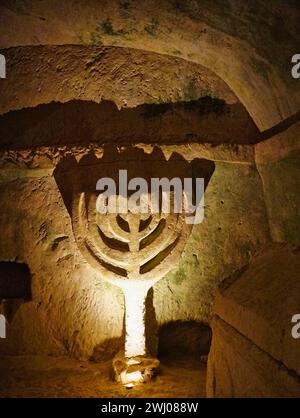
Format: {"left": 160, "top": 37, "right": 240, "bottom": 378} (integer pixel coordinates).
{"left": 54, "top": 147, "right": 214, "bottom": 385}
{"left": 73, "top": 192, "right": 191, "bottom": 362}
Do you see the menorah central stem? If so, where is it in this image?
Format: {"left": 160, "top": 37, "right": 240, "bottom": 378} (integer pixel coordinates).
{"left": 122, "top": 283, "right": 149, "bottom": 358}
{"left": 113, "top": 281, "right": 159, "bottom": 385}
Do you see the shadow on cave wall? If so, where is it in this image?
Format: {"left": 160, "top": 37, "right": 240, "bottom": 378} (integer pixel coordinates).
{"left": 158, "top": 321, "right": 212, "bottom": 359}
{"left": 0, "top": 98, "right": 260, "bottom": 149}
{"left": 90, "top": 320, "right": 212, "bottom": 362}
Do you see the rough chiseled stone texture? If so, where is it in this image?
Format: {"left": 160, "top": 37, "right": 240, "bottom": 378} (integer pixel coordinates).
{"left": 0, "top": 45, "right": 237, "bottom": 115}
{"left": 155, "top": 162, "right": 270, "bottom": 324}
{"left": 0, "top": 0, "right": 299, "bottom": 369}
{"left": 0, "top": 158, "right": 271, "bottom": 359}
{"left": 0, "top": 45, "right": 259, "bottom": 149}
{"left": 0, "top": 99, "right": 259, "bottom": 149}
{"left": 0, "top": 355, "right": 207, "bottom": 398}
{"left": 255, "top": 122, "right": 300, "bottom": 246}
{"left": 207, "top": 243, "right": 300, "bottom": 397}
{"left": 1, "top": 0, "right": 300, "bottom": 130}
{"left": 257, "top": 151, "right": 300, "bottom": 245}
{"left": 0, "top": 175, "right": 124, "bottom": 358}
{"left": 207, "top": 317, "right": 300, "bottom": 398}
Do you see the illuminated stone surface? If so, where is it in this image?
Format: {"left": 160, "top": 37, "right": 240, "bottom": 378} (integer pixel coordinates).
{"left": 0, "top": 0, "right": 299, "bottom": 397}
{"left": 1, "top": 0, "right": 300, "bottom": 130}
{"left": 207, "top": 243, "right": 300, "bottom": 397}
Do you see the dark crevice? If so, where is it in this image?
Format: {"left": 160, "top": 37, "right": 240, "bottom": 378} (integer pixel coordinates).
{"left": 0, "top": 262, "right": 31, "bottom": 300}
{"left": 98, "top": 227, "right": 129, "bottom": 252}
{"left": 0, "top": 99, "right": 260, "bottom": 149}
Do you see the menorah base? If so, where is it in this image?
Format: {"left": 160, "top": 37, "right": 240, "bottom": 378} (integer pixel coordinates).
{"left": 113, "top": 356, "right": 160, "bottom": 385}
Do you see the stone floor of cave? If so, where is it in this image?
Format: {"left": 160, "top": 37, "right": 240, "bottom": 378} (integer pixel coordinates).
{"left": 0, "top": 355, "right": 206, "bottom": 398}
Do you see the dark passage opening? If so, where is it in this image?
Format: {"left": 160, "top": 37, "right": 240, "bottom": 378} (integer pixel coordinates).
{"left": 0, "top": 262, "right": 32, "bottom": 322}
{"left": 158, "top": 320, "right": 212, "bottom": 359}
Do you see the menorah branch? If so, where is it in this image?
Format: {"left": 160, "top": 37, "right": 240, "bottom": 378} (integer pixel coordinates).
{"left": 73, "top": 192, "right": 192, "bottom": 385}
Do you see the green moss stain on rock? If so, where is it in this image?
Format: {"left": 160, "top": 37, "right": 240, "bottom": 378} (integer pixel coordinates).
{"left": 169, "top": 48, "right": 182, "bottom": 56}
{"left": 183, "top": 80, "right": 199, "bottom": 101}
{"left": 171, "top": 266, "right": 186, "bottom": 285}
{"left": 155, "top": 161, "right": 271, "bottom": 324}
{"left": 119, "top": 0, "right": 131, "bottom": 11}
{"left": 182, "top": 96, "right": 226, "bottom": 115}
{"left": 251, "top": 58, "right": 270, "bottom": 80}
{"left": 100, "top": 18, "right": 128, "bottom": 37}
{"left": 144, "top": 18, "right": 159, "bottom": 36}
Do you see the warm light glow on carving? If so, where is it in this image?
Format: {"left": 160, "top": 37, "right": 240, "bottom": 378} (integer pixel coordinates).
{"left": 71, "top": 171, "right": 194, "bottom": 383}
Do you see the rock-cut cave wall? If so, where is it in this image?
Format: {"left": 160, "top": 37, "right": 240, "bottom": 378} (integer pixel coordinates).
{"left": 0, "top": 0, "right": 299, "bottom": 362}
